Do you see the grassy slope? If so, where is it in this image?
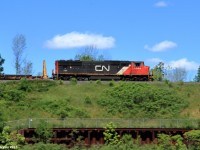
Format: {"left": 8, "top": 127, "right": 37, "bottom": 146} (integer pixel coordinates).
{"left": 1, "top": 81, "right": 200, "bottom": 121}
{"left": 151, "top": 82, "right": 200, "bottom": 118}
{"left": 178, "top": 83, "right": 200, "bottom": 118}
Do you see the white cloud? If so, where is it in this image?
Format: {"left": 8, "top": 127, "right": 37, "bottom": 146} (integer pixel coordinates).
{"left": 154, "top": 1, "right": 168, "bottom": 7}
{"left": 147, "top": 58, "right": 199, "bottom": 71}
{"left": 144, "top": 40, "right": 177, "bottom": 52}
{"left": 146, "top": 58, "right": 163, "bottom": 64}
{"left": 44, "top": 32, "right": 115, "bottom": 49}
{"left": 167, "top": 58, "right": 199, "bottom": 71}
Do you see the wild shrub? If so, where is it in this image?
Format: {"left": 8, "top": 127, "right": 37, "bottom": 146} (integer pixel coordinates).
{"left": 84, "top": 96, "right": 92, "bottom": 105}
{"left": 59, "top": 79, "right": 64, "bottom": 85}
{"left": 187, "top": 92, "right": 191, "bottom": 97}
{"left": 178, "top": 80, "right": 184, "bottom": 86}
{"left": 184, "top": 130, "right": 200, "bottom": 149}
{"left": 98, "top": 83, "right": 188, "bottom": 118}
{"left": 198, "top": 120, "right": 200, "bottom": 128}
{"left": 30, "top": 80, "right": 57, "bottom": 92}
{"left": 168, "top": 82, "right": 173, "bottom": 88}
{"left": 157, "top": 134, "right": 186, "bottom": 150}
{"left": 37, "top": 99, "right": 90, "bottom": 119}
{"left": 21, "top": 143, "right": 66, "bottom": 150}
{"left": 70, "top": 129, "right": 84, "bottom": 148}
{"left": 39, "top": 80, "right": 57, "bottom": 87}
{"left": 35, "top": 120, "right": 53, "bottom": 143}
{"left": 56, "top": 109, "right": 69, "bottom": 119}
{"left": 103, "top": 122, "right": 121, "bottom": 145}
{"left": 70, "top": 78, "right": 77, "bottom": 85}
{"left": 0, "top": 83, "right": 6, "bottom": 98}
{"left": 96, "top": 80, "right": 101, "bottom": 85}
{"left": 121, "top": 134, "right": 133, "bottom": 145}
{"left": 0, "top": 126, "right": 25, "bottom": 147}
{"left": 164, "top": 79, "right": 170, "bottom": 85}
{"left": 0, "top": 109, "right": 5, "bottom": 132}
{"left": 3, "top": 89, "right": 25, "bottom": 102}
{"left": 18, "top": 78, "right": 32, "bottom": 92}
{"left": 74, "top": 108, "right": 90, "bottom": 118}
{"left": 15, "top": 79, "right": 57, "bottom": 93}
{"left": 37, "top": 87, "right": 49, "bottom": 92}
{"left": 183, "top": 120, "right": 194, "bottom": 129}
{"left": 109, "top": 80, "right": 115, "bottom": 87}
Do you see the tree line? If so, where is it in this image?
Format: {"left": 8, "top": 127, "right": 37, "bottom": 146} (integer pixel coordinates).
{"left": 151, "top": 62, "right": 200, "bottom": 82}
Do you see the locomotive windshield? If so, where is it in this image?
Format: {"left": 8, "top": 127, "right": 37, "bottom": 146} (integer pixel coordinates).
{"left": 135, "top": 63, "right": 141, "bottom": 67}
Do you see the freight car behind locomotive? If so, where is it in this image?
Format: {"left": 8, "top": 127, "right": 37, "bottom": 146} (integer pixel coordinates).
{"left": 52, "top": 60, "right": 153, "bottom": 81}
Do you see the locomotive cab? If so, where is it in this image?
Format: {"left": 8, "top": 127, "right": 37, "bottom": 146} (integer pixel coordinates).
{"left": 122, "top": 61, "right": 151, "bottom": 81}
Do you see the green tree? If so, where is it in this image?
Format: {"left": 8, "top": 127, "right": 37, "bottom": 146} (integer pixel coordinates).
{"left": 152, "top": 62, "right": 164, "bottom": 81}
{"left": 172, "top": 67, "right": 187, "bottom": 82}
{"left": 0, "top": 126, "right": 25, "bottom": 147}
{"left": 120, "top": 134, "right": 136, "bottom": 149}
{"left": 35, "top": 120, "right": 53, "bottom": 143}
{"left": 157, "top": 134, "right": 172, "bottom": 150}
{"left": 184, "top": 130, "right": 200, "bottom": 149}
{"left": 12, "top": 34, "right": 26, "bottom": 75}
{"left": 75, "top": 46, "right": 104, "bottom": 61}
{"left": 12, "top": 34, "right": 33, "bottom": 75}
{"left": 165, "top": 66, "right": 187, "bottom": 82}
{"left": 22, "top": 60, "right": 33, "bottom": 75}
{"left": 103, "top": 122, "right": 121, "bottom": 145}
{"left": 194, "top": 66, "right": 200, "bottom": 82}
{"left": 0, "top": 54, "right": 5, "bottom": 75}
{"left": 157, "top": 133, "right": 186, "bottom": 150}
{"left": 171, "top": 135, "right": 187, "bottom": 150}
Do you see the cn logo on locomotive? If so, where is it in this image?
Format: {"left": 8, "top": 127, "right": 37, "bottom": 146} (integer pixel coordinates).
{"left": 95, "top": 65, "right": 110, "bottom": 71}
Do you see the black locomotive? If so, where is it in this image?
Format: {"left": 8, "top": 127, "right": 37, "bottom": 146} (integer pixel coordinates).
{"left": 52, "top": 60, "right": 152, "bottom": 81}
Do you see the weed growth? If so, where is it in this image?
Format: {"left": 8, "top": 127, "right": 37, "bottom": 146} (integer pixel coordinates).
{"left": 95, "top": 80, "right": 101, "bottom": 85}
{"left": 98, "top": 82, "right": 188, "bottom": 118}
{"left": 84, "top": 96, "right": 92, "bottom": 105}
{"left": 70, "top": 78, "right": 77, "bottom": 85}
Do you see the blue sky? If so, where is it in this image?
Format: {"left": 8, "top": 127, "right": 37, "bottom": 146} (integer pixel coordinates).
{"left": 0, "top": 0, "right": 199, "bottom": 80}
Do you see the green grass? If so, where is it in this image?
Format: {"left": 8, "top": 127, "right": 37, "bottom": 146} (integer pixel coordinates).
{"left": 0, "top": 80, "right": 200, "bottom": 122}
